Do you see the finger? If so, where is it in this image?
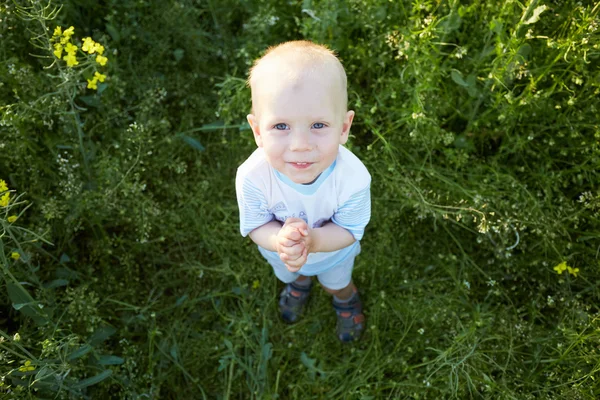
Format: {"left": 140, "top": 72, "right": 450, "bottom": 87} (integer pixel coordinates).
{"left": 286, "top": 230, "right": 301, "bottom": 241}
{"left": 283, "top": 243, "right": 304, "bottom": 257}
{"left": 279, "top": 238, "right": 300, "bottom": 247}
{"left": 286, "top": 263, "right": 302, "bottom": 273}
{"left": 285, "top": 248, "right": 308, "bottom": 269}
{"left": 283, "top": 217, "right": 304, "bottom": 226}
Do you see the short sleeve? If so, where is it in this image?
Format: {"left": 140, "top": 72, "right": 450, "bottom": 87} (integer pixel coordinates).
{"left": 331, "top": 184, "right": 371, "bottom": 240}
{"left": 236, "top": 177, "right": 274, "bottom": 237}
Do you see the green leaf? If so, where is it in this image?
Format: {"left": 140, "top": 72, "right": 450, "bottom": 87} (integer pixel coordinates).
{"left": 518, "top": 43, "right": 532, "bottom": 59}
{"left": 489, "top": 19, "right": 503, "bottom": 34}
{"left": 440, "top": 11, "right": 461, "bottom": 33}
{"left": 43, "top": 279, "right": 69, "bottom": 289}
{"left": 67, "top": 344, "right": 93, "bottom": 361}
{"left": 105, "top": 24, "right": 120, "bottom": 41}
{"left": 72, "top": 369, "right": 113, "bottom": 389}
{"left": 175, "top": 294, "right": 188, "bottom": 306}
{"left": 451, "top": 70, "right": 469, "bottom": 87}
{"left": 7, "top": 282, "right": 34, "bottom": 304}
{"left": 180, "top": 135, "right": 205, "bottom": 152}
{"left": 97, "top": 82, "right": 109, "bottom": 95}
{"left": 97, "top": 355, "right": 124, "bottom": 365}
{"left": 7, "top": 283, "right": 47, "bottom": 325}
{"left": 173, "top": 48, "right": 185, "bottom": 62}
{"left": 524, "top": 5, "right": 547, "bottom": 25}
{"left": 88, "top": 326, "right": 117, "bottom": 346}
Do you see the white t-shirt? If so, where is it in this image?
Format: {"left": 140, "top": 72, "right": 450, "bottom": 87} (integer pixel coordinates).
{"left": 235, "top": 145, "right": 371, "bottom": 276}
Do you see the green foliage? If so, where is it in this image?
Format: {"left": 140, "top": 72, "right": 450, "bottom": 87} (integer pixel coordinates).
{"left": 1, "top": 0, "right": 599, "bottom": 398}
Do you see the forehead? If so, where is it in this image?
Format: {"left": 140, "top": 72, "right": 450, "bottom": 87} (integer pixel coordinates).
{"left": 252, "top": 65, "right": 344, "bottom": 119}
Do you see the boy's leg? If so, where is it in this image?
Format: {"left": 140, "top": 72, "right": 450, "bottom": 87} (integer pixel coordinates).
{"left": 317, "top": 258, "right": 365, "bottom": 342}
{"left": 279, "top": 275, "right": 313, "bottom": 323}
{"left": 257, "top": 246, "right": 313, "bottom": 323}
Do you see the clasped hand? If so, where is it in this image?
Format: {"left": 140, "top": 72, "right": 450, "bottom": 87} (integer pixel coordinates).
{"left": 274, "top": 218, "right": 313, "bottom": 272}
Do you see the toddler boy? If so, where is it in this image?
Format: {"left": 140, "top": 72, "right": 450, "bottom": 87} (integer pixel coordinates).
{"left": 235, "top": 41, "right": 371, "bottom": 342}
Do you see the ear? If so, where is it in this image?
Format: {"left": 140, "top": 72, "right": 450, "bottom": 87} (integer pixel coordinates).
{"left": 247, "top": 114, "right": 263, "bottom": 147}
{"left": 339, "top": 110, "right": 355, "bottom": 145}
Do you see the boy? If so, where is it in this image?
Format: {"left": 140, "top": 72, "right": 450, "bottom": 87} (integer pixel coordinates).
{"left": 235, "top": 41, "right": 371, "bottom": 342}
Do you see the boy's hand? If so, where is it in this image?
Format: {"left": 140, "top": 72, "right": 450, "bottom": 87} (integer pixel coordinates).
{"left": 275, "top": 218, "right": 311, "bottom": 272}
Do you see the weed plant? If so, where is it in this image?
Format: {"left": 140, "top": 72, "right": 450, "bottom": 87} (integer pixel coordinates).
{"left": 1, "top": 0, "right": 599, "bottom": 398}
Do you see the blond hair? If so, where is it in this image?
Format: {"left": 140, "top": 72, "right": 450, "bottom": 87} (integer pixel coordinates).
{"left": 248, "top": 40, "right": 348, "bottom": 113}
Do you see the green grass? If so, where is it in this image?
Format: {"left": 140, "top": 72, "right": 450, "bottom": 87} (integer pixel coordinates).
{"left": 1, "top": 0, "right": 599, "bottom": 398}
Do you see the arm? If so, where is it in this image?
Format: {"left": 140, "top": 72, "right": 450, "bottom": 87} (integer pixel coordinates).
{"left": 307, "top": 222, "right": 356, "bottom": 253}
{"left": 248, "top": 220, "right": 282, "bottom": 252}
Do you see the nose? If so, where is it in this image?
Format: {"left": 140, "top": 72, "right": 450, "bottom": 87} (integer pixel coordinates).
{"left": 289, "top": 131, "right": 313, "bottom": 151}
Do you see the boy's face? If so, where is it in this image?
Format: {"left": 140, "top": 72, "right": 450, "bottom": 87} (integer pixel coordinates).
{"left": 248, "top": 71, "right": 354, "bottom": 184}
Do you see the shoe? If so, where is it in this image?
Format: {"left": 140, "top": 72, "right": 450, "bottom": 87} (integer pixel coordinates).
{"left": 332, "top": 289, "right": 365, "bottom": 342}
{"left": 279, "top": 280, "right": 312, "bottom": 323}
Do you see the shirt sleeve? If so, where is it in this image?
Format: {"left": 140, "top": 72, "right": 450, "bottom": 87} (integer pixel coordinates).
{"left": 236, "top": 177, "right": 274, "bottom": 237}
{"left": 331, "top": 184, "right": 371, "bottom": 240}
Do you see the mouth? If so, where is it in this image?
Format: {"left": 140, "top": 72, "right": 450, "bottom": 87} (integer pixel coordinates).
{"left": 288, "top": 162, "right": 314, "bottom": 169}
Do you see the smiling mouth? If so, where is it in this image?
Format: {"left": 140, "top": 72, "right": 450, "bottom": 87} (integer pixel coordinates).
{"left": 289, "top": 162, "right": 313, "bottom": 169}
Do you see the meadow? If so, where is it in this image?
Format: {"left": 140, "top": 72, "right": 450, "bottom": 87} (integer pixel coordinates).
{"left": 1, "top": 0, "right": 599, "bottom": 398}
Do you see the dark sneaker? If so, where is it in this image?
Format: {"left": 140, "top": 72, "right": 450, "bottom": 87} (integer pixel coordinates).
{"left": 279, "top": 280, "right": 313, "bottom": 323}
{"left": 332, "top": 289, "right": 365, "bottom": 342}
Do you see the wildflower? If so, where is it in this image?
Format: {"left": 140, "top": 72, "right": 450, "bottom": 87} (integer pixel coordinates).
{"left": 95, "top": 55, "right": 108, "bottom": 66}
{"left": 93, "top": 43, "right": 105, "bottom": 55}
{"left": 60, "top": 26, "right": 75, "bottom": 44}
{"left": 553, "top": 261, "right": 567, "bottom": 274}
{"left": 87, "top": 78, "right": 98, "bottom": 90}
{"left": 252, "top": 280, "right": 260, "bottom": 289}
{"left": 53, "top": 43, "right": 63, "bottom": 58}
{"left": 8, "top": 215, "right": 17, "bottom": 223}
{"left": 53, "top": 26, "right": 62, "bottom": 37}
{"left": 0, "top": 192, "right": 9, "bottom": 207}
{"left": 18, "top": 360, "right": 35, "bottom": 372}
{"left": 567, "top": 266, "right": 580, "bottom": 277}
{"left": 11, "top": 252, "right": 20, "bottom": 261}
{"left": 13, "top": 333, "right": 21, "bottom": 341}
{"left": 0, "top": 179, "right": 7, "bottom": 192}
{"left": 82, "top": 37, "right": 96, "bottom": 53}
{"left": 63, "top": 26, "right": 74, "bottom": 39}
{"left": 65, "top": 42, "right": 78, "bottom": 55}
{"left": 64, "top": 53, "right": 79, "bottom": 67}
{"left": 94, "top": 71, "right": 106, "bottom": 82}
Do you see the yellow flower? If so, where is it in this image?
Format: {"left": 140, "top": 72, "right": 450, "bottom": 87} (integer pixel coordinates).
{"left": 252, "top": 280, "right": 260, "bottom": 290}
{"left": 53, "top": 43, "right": 63, "bottom": 58}
{"left": 95, "top": 55, "right": 108, "bottom": 66}
{"left": 11, "top": 252, "right": 20, "bottom": 261}
{"left": 7, "top": 215, "right": 17, "bottom": 223}
{"left": 93, "top": 43, "right": 105, "bottom": 55}
{"left": 94, "top": 71, "right": 106, "bottom": 82}
{"left": 18, "top": 360, "right": 35, "bottom": 372}
{"left": 87, "top": 78, "right": 98, "bottom": 90}
{"left": 53, "top": 26, "right": 62, "bottom": 37}
{"left": 0, "top": 179, "right": 7, "bottom": 192}
{"left": 553, "top": 261, "right": 567, "bottom": 274}
{"left": 0, "top": 192, "right": 9, "bottom": 207}
{"left": 567, "top": 266, "right": 580, "bottom": 277}
{"left": 82, "top": 37, "right": 96, "bottom": 53}
{"left": 65, "top": 42, "right": 78, "bottom": 55}
{"left": 63, "top": 26, "right": 75, "bottom": 38}
{"left": 64, "top": 53, "right": 79, "bottom": 67}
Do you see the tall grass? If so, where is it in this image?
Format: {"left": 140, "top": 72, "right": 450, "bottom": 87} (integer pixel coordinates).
{"left": 1, "top": 0, "right": 599, "bottom": 398}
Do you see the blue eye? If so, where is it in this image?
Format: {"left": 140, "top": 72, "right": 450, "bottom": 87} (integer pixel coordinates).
{"left": 312, "top": 122, "right": 325, "bottom": 129}
{"left": 274, "top": 123, "right": 288, "bottom": 130}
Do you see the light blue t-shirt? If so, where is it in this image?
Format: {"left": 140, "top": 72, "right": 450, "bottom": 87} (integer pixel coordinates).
{"left": 235, "top": 145, "right": 371, "bottom": 276}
